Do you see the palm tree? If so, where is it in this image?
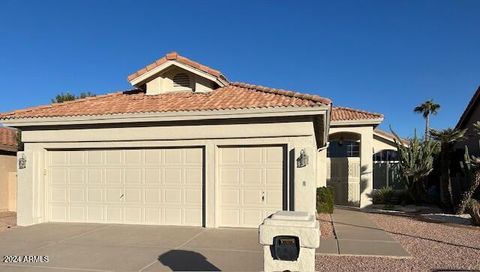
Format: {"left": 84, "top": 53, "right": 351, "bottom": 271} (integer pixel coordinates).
{"left": 414, "top": 100, "right": 441, "bottom": 140}
{"left": 430, "top": 128, "right": 467, "bottom": 210}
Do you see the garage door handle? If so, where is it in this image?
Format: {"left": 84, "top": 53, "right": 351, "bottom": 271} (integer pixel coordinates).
{"left": 120, "top": 194, "right": 124, "bottom": 199}
{"left": 262, "top": 192, "right": 265, "bottom": 202}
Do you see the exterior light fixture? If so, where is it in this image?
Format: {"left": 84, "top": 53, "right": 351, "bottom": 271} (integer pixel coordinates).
{"left": 19, "top": 154, "right": 27, "bottom": 169}
{"left": 296, "top": 149, "right": 309, "bottom": 168}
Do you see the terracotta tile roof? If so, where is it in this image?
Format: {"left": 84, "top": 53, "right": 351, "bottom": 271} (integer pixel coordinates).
{"left": 0, "top": 83, "right": 331, "bottom": 120}
{"left": 0, "top": 127, "right": 17, "bottom": 152}
{"left": 331, "top": 106, "right": 383, "bottom": 122}
{"left": 128, "top": 52, "right": 225, "bottom": 82}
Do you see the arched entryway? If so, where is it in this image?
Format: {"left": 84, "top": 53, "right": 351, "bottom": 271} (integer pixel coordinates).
{"left": 327, "top": 132, "right": 361, "bottom": 206}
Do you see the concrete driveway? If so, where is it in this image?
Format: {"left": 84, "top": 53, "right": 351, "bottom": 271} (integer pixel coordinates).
{"left": 0, "top": 223, "right": 263, "bottom": 272}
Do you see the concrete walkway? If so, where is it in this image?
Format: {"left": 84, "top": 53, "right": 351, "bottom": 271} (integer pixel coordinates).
{"left": 317, "top": 207, "right": 410, "bottom": 257}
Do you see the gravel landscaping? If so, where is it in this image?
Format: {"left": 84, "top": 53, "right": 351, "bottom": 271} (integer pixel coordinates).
{"left": 318, "top": 213, "right": 335, "bottom": 239}
{"left": 316, "top": 211, "right": 480, "bottom": 271}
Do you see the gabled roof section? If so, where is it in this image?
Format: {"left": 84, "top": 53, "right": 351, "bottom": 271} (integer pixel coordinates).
{"left": 331, "top": 106, "right": 383, "bottom": 123}
{"left": 456, "top": 86, "right": 480, "bottom": 129}
{"left": 0, "top": 83, "right": 331, "bottom": 120}
{"left": 0, "top": 127, "right": 17, "bottom": 152}
{"left": 374, "top": 128, "right": 409, "bottom": 146}
{"left": 127, "top": 52, "right": 228, "bottom": 86}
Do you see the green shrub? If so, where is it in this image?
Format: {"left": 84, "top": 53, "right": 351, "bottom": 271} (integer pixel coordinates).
{"left": 317, "top": 187, "right": 334, "bottom": 214}
{"left": 372, "top": 187, "right": 394, "bottom": 204}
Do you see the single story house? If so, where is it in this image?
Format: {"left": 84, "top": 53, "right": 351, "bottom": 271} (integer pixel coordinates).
{"left": 0, "top": 52, "right": 397, "bottom": 228}
{"left": 0, "top": 127, "right": 17, "bottom": 212}
{"left": 456, "top": 86, "right": 480, "bottom": 156}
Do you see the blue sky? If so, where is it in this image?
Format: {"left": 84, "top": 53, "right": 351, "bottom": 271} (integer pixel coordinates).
{"left": 0, "top": 0, "right": 479, "bottom": 137}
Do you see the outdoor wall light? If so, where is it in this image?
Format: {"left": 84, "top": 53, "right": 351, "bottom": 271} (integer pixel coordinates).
{"left": 296, "top": 149, "right": 309, "bottom": 168}
{"left": 18, "top": 154, "right": 26, "bottom": 169}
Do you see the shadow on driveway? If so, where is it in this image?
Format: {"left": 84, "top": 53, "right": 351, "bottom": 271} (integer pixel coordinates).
{"left": 158, "top": 250, "right": 220, "bottom": 271}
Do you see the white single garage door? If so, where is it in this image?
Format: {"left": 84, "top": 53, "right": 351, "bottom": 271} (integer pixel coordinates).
{"left": 48, "top": 148, "right": 203, "bottom": 226}
{"left": 219, "top": 146, "right": 284, "bottom": 227}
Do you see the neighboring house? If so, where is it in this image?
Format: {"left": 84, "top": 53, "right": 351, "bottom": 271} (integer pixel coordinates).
{"left": 456, "top": 86, "right": 480, "bottom": 156}
{"left": 0, "top": 127, "right": 17, "bottom": 212}
{"left": 1, "top": 52, "right": 388, "bottom": 228}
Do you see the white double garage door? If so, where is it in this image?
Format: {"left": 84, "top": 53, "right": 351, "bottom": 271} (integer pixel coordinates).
{"left": 48, "top": 146, "right": 284, "bottom": 228}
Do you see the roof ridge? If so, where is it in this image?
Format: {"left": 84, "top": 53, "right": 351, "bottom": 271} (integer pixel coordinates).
{"left": 333, "top": 106, "right": 383, "bottom": 118}
{"left": 229, "top": 82, "right": 332, "bottom": 105}
{"left": 127, "top": 52, "right": 224, "bottom": 82}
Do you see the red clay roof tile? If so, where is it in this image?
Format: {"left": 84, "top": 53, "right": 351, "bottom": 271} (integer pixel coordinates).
{"left": 128, "top": 52, "right": 224, "bottom": 82}
{"left": 0, "top": 83, "right": 331, "bottom": 120}
{"left": 331, "top": 106, "right": 383, "bottom": 122}
{"left": 0, "top": 127, "right": 17, "bottom": 151}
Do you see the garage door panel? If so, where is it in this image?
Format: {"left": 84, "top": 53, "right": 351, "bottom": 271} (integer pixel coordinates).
{"left": 219, "top": 146, "right": 284, "bottom": 228}
{"left": 87, "top": 206, "right": 104, "bottom": 221}
{"left": 165, "top": 149, "right": 183, "bottom": 164}
{"left": 243, "top": 148, "right": 263, "bottom": 164}
{"left": 125, "top": 207, "right": 142, "bottom": 223}
{"left": 145, "top": 189, "right": 161, "bottom": 203}
{"left": 220, "top": 168, "right": 240, "bottom": 185}
{"left": 69, "top": 188, "right": 85, "bottom": 202}
{"left": 69, "top": 152, "right": 85, "bottom": 165}
{"left": 105, "top": 150, "right": 123, "bottom": 165}
{"left": 184, "top": 208, "right": 202, "bottom": 226}
{"left": 87, "top": 169, "right": 103, "bottom": 184}
{"left": 87, "top": 188, "right": 103, "bottom": 202}
{"left": 164, "top": 189, "right": 182, "bottom": 204}
{"left": 165, "top": 208, "right": 182, "bottom": 224}
{"left": 48, "top": 148, "right": 203, "bottom": 226}
{"left": 69, "top": 169, "right": 85, "bottom": 184}
{"left": 125, "top": 169, "right": 142, "bottom": 184}
{"left": 106, "top": 206, "right": 123, "bottom": 222}
{"left": 185, "top": 168, "right": 202, "bottom": 184}
{"left": 51, "top": 169, "right": 67, "bottom": 184}
{"left": 106, "top": 188, "right": 123, "bottom": 203}
{"left": 105, "top": 168, "right": 123, "bottom": 185}
{"left": 185, "top": 189, "right": 202, "bottom": 204}
{"left": 70, "top": 206, "right": 86, "bottom": 221}
{"left": 51, "top": 152, "right": 68, "bottom": 165}
{"left": 124, "top": 188, "right": 142, "bottom": 203}
{"left": 51, "top": 188, "right": 67, "bottom": 202}
{"left": 164, "top": 168, "right": 182, "bottom": 184}
{"left": 221, "top": 189, "right": 240, "bottom": 205}
{"left": 87, "top": 151, "right": 103, "bottom": 164}
{"left": 221, "top": 209, "right": 240, "bottom": 226}
{"left": 125, "top": 150, "right": 142, "bottom": 164}
{"left": 243, "top": 190, "right": 263, "bottom": 205}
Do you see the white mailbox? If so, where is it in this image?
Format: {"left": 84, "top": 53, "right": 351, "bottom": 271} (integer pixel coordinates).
{"left": 259, "top": 211, "right": 320, "bottom": 272}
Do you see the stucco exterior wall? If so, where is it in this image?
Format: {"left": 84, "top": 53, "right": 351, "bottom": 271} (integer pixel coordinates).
{"left": 16, "top": 117, "right": 321, "bottom": 227}
{"left": 456, "top": 105, "right": 480, "bottom": 156}
{"left": 373, "top": 134, "right": 398, "bottom": 154}
{"left": 326, "top": 125, "right": 374, "bottom": 207}
{"left": 0, "top": 153, "right": 16, "bottom": 211}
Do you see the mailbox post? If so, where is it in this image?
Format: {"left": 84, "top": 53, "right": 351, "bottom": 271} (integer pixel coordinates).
{"left": 259, "top": 211, "right": 320, "bottom": 272}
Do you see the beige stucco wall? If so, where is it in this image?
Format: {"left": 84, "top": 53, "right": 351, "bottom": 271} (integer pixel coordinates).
{"left": 323, "top": 125, "right": 374, "bottom": 207}
{"left": 16, "top": 116, "right": 322, "bottom": 227}
{"left": 0, "top": 154, "right": 16, "bottom": 212}
{"left": 372, "top": 134, "right": 398, "bottom": 154}
{"left": 145, "top": 66, "right": 215, "bottom": 95}
{"left": 456, "top": 105, "right": 480, "bottom": 156}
